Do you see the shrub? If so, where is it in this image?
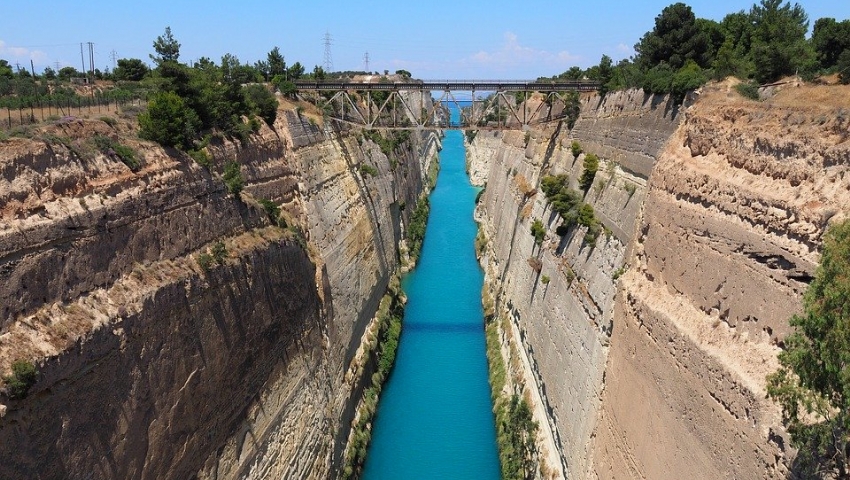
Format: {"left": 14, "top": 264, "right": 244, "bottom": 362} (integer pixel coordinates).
{"left": 530, "top": 219, "right": 546, "bottom": 245}
{"left": 735, "top": 82, "right": 760, "bottom": 101}
{"left": 406, "top": 196, "right": 430, "bottom": 263}
{"left": 570, "top": 141, "right": 582, "bottom": 159}
{"left": 579, "top": 153, "right": 599, "bottom": 192}
{"left": 211, "top": 241, "right": 227, "bottom": 264}
{"left": 258, "top": 199, "right": 282, "bottom": 225}
{"left": 243, "top": 83, "right": 278, "bottom": 125}
{"left": 839, "top": 50, "right": 850, "bottom": 85}
{"left": 188, "top": 148, "right": 211, "bottom": 168}
{"left": 3, "top": 360, "right": 37, "bottom": 400}
{"left": 541, "top": 174, "right": 568, "bottom": 198}
{"left": 541, "top": 275, "right": 550, "bottom": 284}
{"left": 359, "top": 164, "right": 378, "bottom": 177}
{"left": 92, "top": 135, "right": 140, "bottom": 171}
{"left": 767, "top": 219, "right": 850, "bottom": 477}
{"left": 138, "top": 90, "right": 200, "bottom": 149}
{"left": 197, "top": 253, "right": 214, "bottom": 272}
{"left": 222, "top": 161, "right": 244, "bottom": 197}
{"left": 671, "top": 60, "right": 708, "bottom": 102}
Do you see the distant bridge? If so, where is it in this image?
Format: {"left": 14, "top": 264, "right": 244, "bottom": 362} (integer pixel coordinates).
{"left": 294, "top": 80, "right": 599, "bottom": 131}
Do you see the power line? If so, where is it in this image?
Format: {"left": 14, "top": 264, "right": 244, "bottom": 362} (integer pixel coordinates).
{"left": 363, "top": 52, "right": 369, "bottom": 72}
{"left": 323, "top": 31, "right": 333, "bottom": 72}
{"left": 110, "top": 50, "right": 118, "bottom": 70}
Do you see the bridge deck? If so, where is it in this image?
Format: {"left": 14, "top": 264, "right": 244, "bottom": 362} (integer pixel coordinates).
{"left": 295, "top": 80, "right": 598, "bottom": 92}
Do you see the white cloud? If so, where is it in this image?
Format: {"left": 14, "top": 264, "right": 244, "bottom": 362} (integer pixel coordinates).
{"left": 465, "top": 32, "right": 581, "bottom": 76}
{"left": 0, "top": 40, "right": 49, "bottom": 66}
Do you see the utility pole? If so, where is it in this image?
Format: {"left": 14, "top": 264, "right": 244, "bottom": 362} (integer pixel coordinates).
{"left": 110, "top": 50, "right": 118, "bottom": 70}
{"left": 80, "top": 43, "right": 86, "bottom": 79}
{"left": 364, "top": 52, "right": 370, "bottom": 73}
{"left": 54, "top": 61, "right": 60, "bottom": 72}
{"left": 87, "top": 42, "right": 95, "bottom": 80}
{"left": 323, "top": 31, "right": 333, "bottom": 72}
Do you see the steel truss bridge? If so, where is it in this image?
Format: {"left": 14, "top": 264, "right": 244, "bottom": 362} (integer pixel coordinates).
{"left": 294, "top": 80, "right": 599, "bottom": 131}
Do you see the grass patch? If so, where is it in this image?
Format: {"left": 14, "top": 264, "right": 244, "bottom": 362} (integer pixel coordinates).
{"left": 485, "top": 316, "right": 539, "bottom": 479}
{"left": 406, "top": 195, "right": 430, "bottom": 263}
{"left": 92, "top": 135, "right": 140, "bottom": 171}
{"left": 359, "top": 164, "right": 378, "bottom": 177}
{"left": 342, "top": 287, "right": 406, "bottom": 479}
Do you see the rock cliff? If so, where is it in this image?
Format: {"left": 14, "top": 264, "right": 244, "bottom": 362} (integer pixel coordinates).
{"left": 0, "top": 100, "right": 438, "bottom": 479}
{"left": 469, "top": 81, "right": 850, "bottom": 479}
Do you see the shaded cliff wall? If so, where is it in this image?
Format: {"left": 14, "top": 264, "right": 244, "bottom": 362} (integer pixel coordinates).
{"left": 469, "top": 89, "right": 680, "bottom": 477}
{"left": 0, "top": 104, "right": 438, "bottom": 479}
{"left": 471, "top": 82, "right": 850, "bottom": 479}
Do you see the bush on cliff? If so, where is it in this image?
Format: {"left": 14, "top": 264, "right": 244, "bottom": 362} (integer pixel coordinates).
{"left": 139, "top": 91, "right": 200, "bottom": 149}
{"left": 3, "top": 360, "right": 37, "bottom": 400}
{"left": 578, "top": 153, "right": 599, "bottom": 193}
{"left": 767, "top": 219, "right": 850, "bottom": 478}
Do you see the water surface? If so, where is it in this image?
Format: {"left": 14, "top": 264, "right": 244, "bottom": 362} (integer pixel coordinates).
{"left": 361, "top": 127, "right": 500, "bottom": 479}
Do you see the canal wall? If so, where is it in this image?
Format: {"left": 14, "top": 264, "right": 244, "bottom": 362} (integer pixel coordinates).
{"left": 469, "top": 82, "right": 850, "bottom": 479}
{"left": 0, "top": 101, "right": 439, "bottom": 479}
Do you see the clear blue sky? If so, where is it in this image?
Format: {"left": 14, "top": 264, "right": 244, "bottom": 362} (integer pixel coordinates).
{"left": 2, "top": 0, "right": 849, "bottom": 79}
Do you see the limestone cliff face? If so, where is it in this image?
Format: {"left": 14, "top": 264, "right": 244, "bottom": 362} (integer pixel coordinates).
{"left": 592, "top": 82, "right": 850, "bottom": 480}
{"left": 470, "top": 89, "right": 678, "bottom": 477}
{"left": 0, "top": 104, "right": 438, "bottom": 479}
{"left": 470, "top": 82, "right": 849, "bottom": 479}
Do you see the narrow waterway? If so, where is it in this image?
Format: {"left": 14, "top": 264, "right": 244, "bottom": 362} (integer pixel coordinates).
{"left": 361, "top": 126, "right": 500, "bottom": 479}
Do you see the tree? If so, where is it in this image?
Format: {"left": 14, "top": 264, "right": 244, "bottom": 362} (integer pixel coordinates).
{"left": 767, "top": 219, "right": 850, "bottom": 478}
{"left": 42, "top": 66, "right": 56, "bottom": 80}
{"left": 287, "top": 61, "right": 304, "bottom": 80}
{"left": 114, "top": 58, "right": 149, "bottom": 81}
{"left": 58, "top": 66, "right": 80, "bottom": 80}
{"left": 749, "top": 0, "right": 813, "bottom": 83}
{"left": 635, "top": 3, "right": 711, "bottom": 70}
{"left": 812, "top": 18, "right": 850, "bottom": 70}
{"left": 597, "top": 54, "right": 614, "bottom": 97}
{"left": 696, "top": 18, "right": 725, "bottom": 67}
{"left": 395, "top": 69, "right": 412, "bottom": 78}
{"left": 267, "top": 46, "right": 286, "bottom": 78}
{"left": 244, "top": 83, "right": 278, "bottom": 125}
{"left": 579, "top": 153, "right": 599, "bottom": 192}
{"left": 559, "top": 66, "right": 584, "bottom": 80}
{"left": 312, "top": 65, "right": 326, "bottom": 80}
{"left": 0, "top": 60, "right": 13, "bottom": 79}
{"left": 671, "top": 60, "right": 708, "bottom": 102}
{"left": 151, "top": 26, "right": 181, "bottom": 65}
{"left": 3, "top": 360, "right": 37, "bottom": 400}
{"left": 138, "top": 91, "right": 200, "bottom": 148}
{"left": 839, "top": 50, "right": 850, "bottom": 85}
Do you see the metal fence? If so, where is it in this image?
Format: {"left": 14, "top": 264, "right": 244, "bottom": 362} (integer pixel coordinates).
{"left": 1, "top": 95, "right": 145, "bottom": 130}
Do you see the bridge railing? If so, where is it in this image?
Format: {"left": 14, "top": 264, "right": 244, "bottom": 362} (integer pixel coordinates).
{"left": 294, "top": 80, "right": 599, "bottom": 92}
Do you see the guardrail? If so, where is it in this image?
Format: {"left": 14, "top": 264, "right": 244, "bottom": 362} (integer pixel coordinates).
{"left": 294, "top": 80, "right": 600, "bottom": 92}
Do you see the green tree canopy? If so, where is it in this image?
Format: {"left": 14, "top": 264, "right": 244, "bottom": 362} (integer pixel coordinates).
{"left": 635, "top": 2, "right": 711, "bottom": 70}
{"left": 0, "top": 59, "right": 13, "bottom": 79}
{"left": 267, "top": 46, "right": 286, "bottom": 78}
{"left": 812, "top": 18, "right": 850, "bottom": 70}
{"left": 767, "top": 218, "right": 850, "bottom": 478}
{"left": 151, "top": 26, "right": 181, "bottom": 65}
{"left": 749, "top": 0, "right": 813, "bottom": 83}
{"left": 138, "top": 90, "right": 200, "bottom": 149}
{"left": 114, "top": 58, "right": 150, "bottom": 81}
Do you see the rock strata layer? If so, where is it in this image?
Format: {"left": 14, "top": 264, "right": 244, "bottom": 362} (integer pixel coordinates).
{"left": 470, "top": 82, "right": 850, "bottom": 479}
{"left": 0, "top": 105, "right": 438, "bottom": 479}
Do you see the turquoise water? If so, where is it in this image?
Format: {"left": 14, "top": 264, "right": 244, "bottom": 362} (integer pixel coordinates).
{"left": 361, "top": 128, "right": 500, "bottom": 479}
